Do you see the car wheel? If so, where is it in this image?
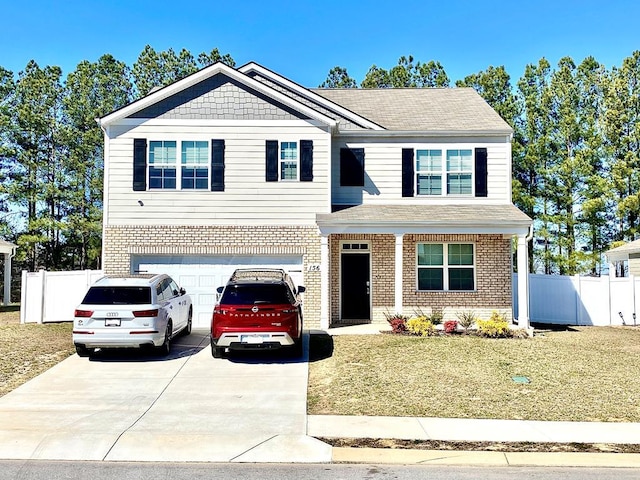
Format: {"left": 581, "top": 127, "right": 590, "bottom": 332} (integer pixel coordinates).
{"left": 75, "top": 344, "right": 91, "bottom": 358}
{"left": 182, "top": 307, "right": 192, "bottom": 336}
{"left": 157, "top": 321, "right": 172, "bottom": 356}
{"left": 211, "top": 343, "right": 225, "bottom": 358}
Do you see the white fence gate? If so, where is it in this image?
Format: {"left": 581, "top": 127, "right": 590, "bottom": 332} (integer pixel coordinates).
{"left": 20, "top": 270, "right": 103, "bottom": 324}
{"left": 514, "top": 274, "right": 640, "bottom": 326}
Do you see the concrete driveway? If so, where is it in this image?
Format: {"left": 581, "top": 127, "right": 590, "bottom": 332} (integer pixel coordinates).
{"left": 0, "top": 330, "right": 330, "bottom": 463}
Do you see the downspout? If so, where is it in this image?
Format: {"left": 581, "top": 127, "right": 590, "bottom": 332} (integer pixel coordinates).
{"left": 97, "top": 119, "right": 109, "bottom": 272}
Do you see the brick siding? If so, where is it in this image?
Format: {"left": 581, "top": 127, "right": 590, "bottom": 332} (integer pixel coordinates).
{"left": 103, "top": 225, "right": 321, "bottom": 327}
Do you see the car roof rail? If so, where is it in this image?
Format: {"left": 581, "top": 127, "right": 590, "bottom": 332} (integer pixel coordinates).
{"left": 230, "top": 268, "right": 287, "bottom": 282}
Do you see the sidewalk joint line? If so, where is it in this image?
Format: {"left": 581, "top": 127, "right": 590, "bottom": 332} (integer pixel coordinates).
{"left": 229, "top": 435, "right": 278, "bottom": 462}
{"left": 101, "top": 334, "right": 209, "bottom": 461}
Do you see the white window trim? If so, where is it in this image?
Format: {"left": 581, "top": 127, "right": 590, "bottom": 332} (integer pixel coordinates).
{"left": 279, "top": 140, "right": 299, "bottom": 181}
{"left": 147, "top": 139, "right": 210, "bottom": 191}
{"left": 414, "top": 145, "right": 476, "bottom": 197}
{"left": 416, "top": 242, "right": 476, "bottom": 292}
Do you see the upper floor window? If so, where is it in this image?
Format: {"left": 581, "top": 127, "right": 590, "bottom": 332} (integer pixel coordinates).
{"left": 181, "top": 141, "right": 209, "bottom": 190}
{"left": 417, "top": 242, "right": 475, "bottom": 291}
{"left": 265, "top": 139, "right": 313, "bottom": 182}
{"left": 446, "top": 149, "right": 473, "bottom": 195}
{"left": 403, "top": 147, "right": 487, "bottom": 198}
{"left": 416, "top": 149, "right": 442, "bottom": 195}
{"left": 133, "top": 138, "right": 225, "bottom": 192}
{"left": 149, "top": 141, "right": 177, "bottom": 189}
{"left": 280, "top": 141, "right": 298, "bottom": 180}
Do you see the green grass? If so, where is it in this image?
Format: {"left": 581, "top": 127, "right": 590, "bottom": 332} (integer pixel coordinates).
{"left": 308, "top": 327, "right": 640, "bottom": 422}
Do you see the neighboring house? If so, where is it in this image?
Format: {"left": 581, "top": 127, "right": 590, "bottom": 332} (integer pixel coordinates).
{"left": 605, "top": 239, "right": 640, "bottom": 277}
{"left": 1, "top": 239, "right": 17, "bottom": 305}
{"left": 98, "top": 62, "right": 532, "bottom": 330}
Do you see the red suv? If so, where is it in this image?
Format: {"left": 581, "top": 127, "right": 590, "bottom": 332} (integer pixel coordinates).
{"left": 210, "top": 269, "right": 305, "bottom": 358}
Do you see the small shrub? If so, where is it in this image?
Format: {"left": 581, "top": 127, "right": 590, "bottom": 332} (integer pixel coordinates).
{"left": 443, "top": 320, "right": 458, "bottom": 334}
{"left": 384, "top": 313, "right": 409, "bottom": 334}
{"left": 407, "top": 316, "right": 436, "bottom": 337}
{"left": 476, "top": 311, "right": 512, "bottom": 338}
{"left": 456, "top": 310, "right": 478, "bottom": 333}
{"left": 430, "top": 309, "right": 443, "bottom": 325}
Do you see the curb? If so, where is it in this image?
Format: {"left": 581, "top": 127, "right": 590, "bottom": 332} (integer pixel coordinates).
{"left": 332, "top": 447, "right": 640, "bottom": 467}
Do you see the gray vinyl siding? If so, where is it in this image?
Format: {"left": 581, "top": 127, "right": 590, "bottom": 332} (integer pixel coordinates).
{"left": 105, "top": 122, "right": 330, "bottom": 226}
{"left": 331, "top": 136, "right": 512, "bottom": 206}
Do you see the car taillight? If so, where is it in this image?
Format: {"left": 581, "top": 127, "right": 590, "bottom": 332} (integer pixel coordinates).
{"left": 74, "top": 309, "right": 93, "bottom": 318}
{"left": 133, "top": 309, "right": 159, "bottom": 317}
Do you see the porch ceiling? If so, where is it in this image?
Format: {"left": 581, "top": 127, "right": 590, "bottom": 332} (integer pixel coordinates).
{"left": 316, "top": 204, "right": 532, "bottom": 236}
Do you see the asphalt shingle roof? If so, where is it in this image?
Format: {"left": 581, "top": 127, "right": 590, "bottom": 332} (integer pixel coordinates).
{"left": 312, "top": 88, "right": 512, "bottom": 133}
{"left": 317, "top": 204, "right": 531, "bottom": 228}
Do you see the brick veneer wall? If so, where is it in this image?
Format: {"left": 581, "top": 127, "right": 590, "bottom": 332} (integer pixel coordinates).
{"left": 103, "top": 225, "right": 322, "bottom": 327}
{"left": 403, "top": 234, "right": 513, "bottom": 321}
{"left": 330, "top": 233, "right": 513, "bottom": 325}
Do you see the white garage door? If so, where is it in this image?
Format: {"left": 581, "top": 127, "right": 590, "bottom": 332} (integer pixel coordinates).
{"left": 131, "top": 255, "right": 304, "bottom": 329}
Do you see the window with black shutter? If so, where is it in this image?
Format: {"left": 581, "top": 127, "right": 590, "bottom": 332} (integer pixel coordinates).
{"left": 401, "top": 148, "right": 414, "bottom": 197}
{"left": 340, "top": 148, "right": 365, "bottom": 186}
{"left": 265, "top": 140, "right": 278, "bottom": 182}
{"left": 300, "top": 140, "right": 313, "bottom": 182}
{"left": 133, "top": 138, "right": 147, "bottom": 191}
{"left": 211, "top": 139, "right": 225, "bottom": 191}
{"left": 474, "top": 147, "right": 488, "bottom": 197}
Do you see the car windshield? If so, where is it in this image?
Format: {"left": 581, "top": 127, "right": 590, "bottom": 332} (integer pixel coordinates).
{"left": 220, "top": 284, "right": 292, "bottom": 305}
{"left": 82, "top": 286, "right": 152, "bottom": 305}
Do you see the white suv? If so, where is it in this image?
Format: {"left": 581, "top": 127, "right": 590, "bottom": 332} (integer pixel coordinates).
{"left": 73, "top": 274, "right": 192, "bottom": 357}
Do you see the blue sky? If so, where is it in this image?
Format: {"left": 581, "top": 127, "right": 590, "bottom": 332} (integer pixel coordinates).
{"left": 1, "top": 0, "right": 639, "bottom": 87}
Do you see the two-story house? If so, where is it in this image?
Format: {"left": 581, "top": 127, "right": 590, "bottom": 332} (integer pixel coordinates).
{"left": 98, "top": 62, "right": 532, "bottom": 330}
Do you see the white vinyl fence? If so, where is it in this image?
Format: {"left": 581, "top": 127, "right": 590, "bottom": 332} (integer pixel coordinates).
{"left": 513, "top": 274, "right": 640, "bottom": 326}
{"left": 20, "top": 270, "right": 103, "bottom": 324}
{"left": 19, "top": 269, "right": 640, "bottom": 326}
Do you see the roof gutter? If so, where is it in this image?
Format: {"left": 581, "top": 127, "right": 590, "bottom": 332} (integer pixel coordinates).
{"left": 336, "top": 129, "right": 514, "bottom": 138}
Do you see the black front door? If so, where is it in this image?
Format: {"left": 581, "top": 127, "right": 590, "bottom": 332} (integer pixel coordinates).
{"left": 341, "top": 253, "right": 371, "bottom": 321}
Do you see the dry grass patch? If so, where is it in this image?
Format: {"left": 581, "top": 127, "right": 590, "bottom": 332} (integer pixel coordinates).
{"left": 308, "top": 327, "right": 640, "bottom": 422}
{"left": 0, "top": 308, "right": 74, "bottom": 397}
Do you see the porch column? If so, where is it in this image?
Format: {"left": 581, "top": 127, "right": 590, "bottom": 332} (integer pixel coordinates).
{"left": 320, "top": 234, "right": 330, "bottom": 330}
{"left": 516, "top": 234, "right": 530, "bottom": 329}
{"left": 394, "top": 233, "right": 403, "bottom": 314}
{"left": 3, "top": 252, "right": 12, "bottom": 306}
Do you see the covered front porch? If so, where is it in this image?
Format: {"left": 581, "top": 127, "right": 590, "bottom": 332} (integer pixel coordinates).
{"left": 316, "top": 204, "right": 532, "bottom": 330}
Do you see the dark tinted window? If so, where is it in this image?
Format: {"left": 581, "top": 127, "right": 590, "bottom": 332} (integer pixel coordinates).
{"left": 220, "top": 284, "right": 292, "bottom": 305}
{"left": 82, "top": 287, "right": 152, "bottom": 305}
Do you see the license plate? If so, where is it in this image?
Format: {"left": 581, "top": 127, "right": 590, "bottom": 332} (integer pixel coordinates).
{"left": 105, "top": 319, "right": 121, "bottom": 327}
{"left": 241, "top": 334, "right": 268, "bottom": 344}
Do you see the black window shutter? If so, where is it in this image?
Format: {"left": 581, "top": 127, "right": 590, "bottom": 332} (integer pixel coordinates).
{"left": 340, "top": 148, "right": 365, "bottom": 186}
{"left": 211, "top": 139, "right": 225, "bottom": 192}
{"left": 133, "top": 138, "right": 147, "bottom": 191}
{"left": 265, "top": 140, "right": 278, "bottom": 182}
{"left": 475, "top": 147, "right": 488, "bottom": 197}
{"left": 300, "top": 140, "right": 313, "bottom": 182}
{"left": 401, "top": 148, "right": 414, "bottom": 197}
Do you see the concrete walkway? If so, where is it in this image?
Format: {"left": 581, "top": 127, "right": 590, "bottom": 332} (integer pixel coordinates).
{"left": 1, "top": 326, "right": 639, "bottom": 467}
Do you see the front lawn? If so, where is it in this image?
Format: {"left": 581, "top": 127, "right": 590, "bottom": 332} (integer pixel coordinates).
{"left": 308, "top": 326, "right": 640, "bottom": 422}
{"left": 0, "top": 307, "right": 74, "bottom": 397}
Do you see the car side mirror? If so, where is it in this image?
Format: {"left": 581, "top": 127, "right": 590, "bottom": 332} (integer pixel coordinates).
{"left": 297, "top": 286, "right": 306, "bottom": 294}
{"left": 216, "top": 286, "right": 224, "bottom": 294}
{"left": 180, "top": 287, "right": 186, "bottom": 296}
{"left": 216, "top": 286, "right": 224, "bottom": 302}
